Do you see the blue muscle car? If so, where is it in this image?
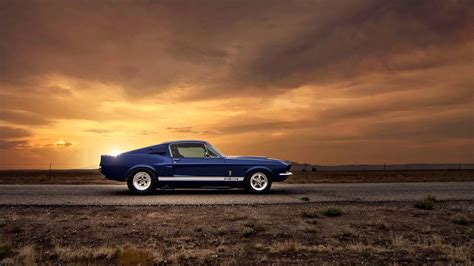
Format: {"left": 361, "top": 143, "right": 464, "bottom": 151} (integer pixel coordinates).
{"left": 100, "top": 140, "right": 292, "bottom": 194}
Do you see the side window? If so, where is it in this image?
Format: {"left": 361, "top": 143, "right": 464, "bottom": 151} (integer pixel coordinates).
{"left": 170, "top": 143, "right": 207, "bottom": 158}
{"left": 206, "top": 145, "right": 219, "bottom": 157}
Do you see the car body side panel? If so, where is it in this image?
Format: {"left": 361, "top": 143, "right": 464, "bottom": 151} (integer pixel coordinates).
{"left": 172, "top": 157, "right": 227, "bottom": 177}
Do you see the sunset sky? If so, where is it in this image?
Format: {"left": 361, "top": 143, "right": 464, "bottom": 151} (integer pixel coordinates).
{"left": 0, "top": 0, "right": 473, "bottom": 169}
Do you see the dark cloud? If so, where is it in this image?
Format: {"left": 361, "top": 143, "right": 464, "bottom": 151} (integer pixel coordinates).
{"left": 0, "top": 109, "right": 52, "bottom": 125}
{"left": 0, "top": 126, "right": 31, "bottom": 139}
{"left": 44, "top": 141, "right": 74, "bottom": 148}
{"left": 2, "top": 0, "right": 471, "bottom": 98}
{"left": 166, "top": 127, "right": 196, "bottom": 133}
{"left": 86, "top": 129, "right": 119, "bottom": 134}
{"left": 0, "top": 140, "right": 28, "bottom": 150}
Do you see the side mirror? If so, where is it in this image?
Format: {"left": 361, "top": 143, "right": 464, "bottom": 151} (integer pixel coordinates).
{"left": 205, "top": 152, "right": 210, "bottom": 158}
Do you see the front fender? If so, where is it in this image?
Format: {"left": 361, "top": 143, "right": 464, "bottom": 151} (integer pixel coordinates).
{"left": 245, "top": 166, "right": 275, "bottom": 179}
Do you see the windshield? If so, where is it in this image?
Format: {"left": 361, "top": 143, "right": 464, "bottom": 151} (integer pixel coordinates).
{"left": 206, "top": 143, "right": 225, "bottom": 157}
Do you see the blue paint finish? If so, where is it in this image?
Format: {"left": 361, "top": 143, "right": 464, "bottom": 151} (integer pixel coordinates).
{"left": 99, "top": 140, "right": 292, "bottom": 187}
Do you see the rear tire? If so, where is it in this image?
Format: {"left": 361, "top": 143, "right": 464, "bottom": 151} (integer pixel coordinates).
{"left": 127, "top": 169, "right": 157, "bottom": 195}
{"left": 245, "top": 171, "right": 272, "bottom": 194}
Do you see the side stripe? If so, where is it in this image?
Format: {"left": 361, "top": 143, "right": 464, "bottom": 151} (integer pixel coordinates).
{"left": 159, "top": 176, "right": 244, "bottom": 181}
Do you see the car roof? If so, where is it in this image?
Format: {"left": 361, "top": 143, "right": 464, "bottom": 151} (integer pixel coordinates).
{"left": 160, "top": 140, "right": 207, "bottom": 145}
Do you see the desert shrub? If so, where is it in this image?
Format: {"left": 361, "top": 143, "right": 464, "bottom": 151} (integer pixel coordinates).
{"left": 243, "top": 220, "right": 266, "bottom": 232}
{"left": 11, "top": 225, "right": 21, "bottom": 234}
{"left": 335, "top": 227, "right": 355, "bottom": 238}
{"left": 242, "top": 226, "right": 256, "bottom": 237}
{"left": 0, "top": 242, "right": 13, "bottom": 260}
{"left": 415, "top": 195, "right": 436, "bottom": 210}
{"left": 301, "top": 211, "right": 319, "bottom": 219}
{"left": 453, "top": 215, "right": 470, "bottom": 225}
{"left": 300, "top": 196, "right": 310, "bottom": 202}
{"left": 321, "top": 208, "right": 343, "bottom": 217}
{"left": 465, "top": 227, "right": 474, "bottom": 238}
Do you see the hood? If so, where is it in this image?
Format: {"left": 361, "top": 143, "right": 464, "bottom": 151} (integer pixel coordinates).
{"left": 226, "top": 156, "right": 290, "bottom": 166}
{"left": 227, "top": 156, "right": 268, "bottom": 160}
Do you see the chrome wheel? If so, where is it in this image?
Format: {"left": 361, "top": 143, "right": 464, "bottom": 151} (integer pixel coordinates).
{"left": 132, "top": 171, "right": 152, "bottom": 191}
{"left": 250, "top": 172, "right": 268, "bottom": 191}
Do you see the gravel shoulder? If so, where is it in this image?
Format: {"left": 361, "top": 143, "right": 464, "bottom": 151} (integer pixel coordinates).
{"left": 0, "top": 182, "right": 473, "bottom": 205}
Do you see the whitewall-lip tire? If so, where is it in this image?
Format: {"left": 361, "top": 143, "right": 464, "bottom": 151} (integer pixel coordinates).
{"left": 246, "top": 171, "right": 272, "bottom": 193}
{"left": 127, "top": 169, "right": 157, "bottom": 195}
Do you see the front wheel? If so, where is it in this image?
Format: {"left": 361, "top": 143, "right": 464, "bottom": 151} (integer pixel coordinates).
{"left": 127, "top": 169, "right": 157, "bottom": 195}
{"left": 245, "top": 172, "right": 272, "bottom": 194}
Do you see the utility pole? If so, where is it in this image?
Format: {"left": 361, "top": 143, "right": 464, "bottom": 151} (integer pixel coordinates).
{"left": 49, "top": 162, "right": 52, "bottom": 179}
{"left": 384, "top": 163, "right": 387, "bottom": 177}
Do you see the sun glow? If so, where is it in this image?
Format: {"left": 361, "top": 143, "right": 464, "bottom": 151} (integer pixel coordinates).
{"left": 107, "top": 150, "right": 123, "bottom": 157}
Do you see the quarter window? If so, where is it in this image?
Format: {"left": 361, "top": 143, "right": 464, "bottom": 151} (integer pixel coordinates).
{"left": 170, "top": 143, "right": 207, "bottom": 158}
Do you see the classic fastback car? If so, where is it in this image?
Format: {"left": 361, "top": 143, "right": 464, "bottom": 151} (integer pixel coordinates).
{"left": 100, "top": 140, "right": 292, "bottom": 194}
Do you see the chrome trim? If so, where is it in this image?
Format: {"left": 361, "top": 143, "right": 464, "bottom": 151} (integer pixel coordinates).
{"left": 159, "top": 176, "right": 244, "bottom": 181}
{"left": 279, "top": 171, "right": 293, "bottom": 176}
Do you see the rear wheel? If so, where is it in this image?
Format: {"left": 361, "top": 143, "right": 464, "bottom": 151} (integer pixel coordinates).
{"left": 245, "top": 171, "right": 272, "bottom": 194}
{"left": 127, "top": 169, "right": 157, "bottom": 195}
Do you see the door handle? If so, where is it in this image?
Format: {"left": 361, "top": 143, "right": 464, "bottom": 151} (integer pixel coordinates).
{"left": 173, "top": 158, "right": 180, "bottom": 163}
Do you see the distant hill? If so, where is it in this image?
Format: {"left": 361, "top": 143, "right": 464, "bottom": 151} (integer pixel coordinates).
{"left": 289, "top": 163, "right": 474, "bottom": 171}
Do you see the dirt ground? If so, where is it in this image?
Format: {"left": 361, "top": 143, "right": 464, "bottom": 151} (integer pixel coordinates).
{"left": 0, "top": 201, "right": 472, "bottom": 264}
{"left": 0, "top": 169, "right": 473, "bottom": 184}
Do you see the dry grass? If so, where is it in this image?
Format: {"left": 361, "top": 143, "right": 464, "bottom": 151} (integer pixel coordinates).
{"left": 170, "top": 248, "right": 215, "bottom": 264}
{"left": 118, "top": 246, "right": 158, "bottom": 265}
{"left": 268, "top": 240, "right": 308, "bottom": 254}
{"left": 268, "top": 236, "right": 472, "bottom": 264}
{"left": 14, "top": 245, "right": 37, "bottom": 265}
{"left": 54, "top": 245, "right": 118, "bottom": 262}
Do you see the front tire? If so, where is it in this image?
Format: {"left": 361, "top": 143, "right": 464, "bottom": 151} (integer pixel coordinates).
{"left": 245, "top": 171, "right": 272, "bottom": 194}
{"left": 127, "top": 169, "right": 157, "bottom": 195}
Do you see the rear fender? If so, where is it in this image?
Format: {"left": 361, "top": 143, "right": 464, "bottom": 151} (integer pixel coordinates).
{"left": 127, "top": 165, "right": 157, "bottom": 180}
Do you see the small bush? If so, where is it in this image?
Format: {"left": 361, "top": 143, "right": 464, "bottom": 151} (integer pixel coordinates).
{"left": 300, "top": 196, "right": 310, "bottom": 202}
{"left": 242, "top": 226, "right": 255, "bottom": 237}
{"left": 321, "top": 208, "right": 343, "bottom": 217}
{"left": 301, "top": 211, "right": 319, "bottom": 219}
{"left": 335, "top": 227, "right": 355, "bottom": 238}
{"left": 243, "top": 221, "right": 266, "bottom": 232}
{"left": 465, "top": 227, "right": 474, "bottom": 238}
{"left": 453, "top": 215, "right": 470, "bottom": 225}
{"left": 415, "top": 195, "right": 436, "bottom": 210}
{"left": 0, "top": 243, "right": 13, "bottom": 260}
{"left": 11, "top": 225, "right": 22, "bottom": 234}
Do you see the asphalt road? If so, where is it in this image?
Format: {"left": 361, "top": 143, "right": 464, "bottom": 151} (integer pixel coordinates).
{"left": 0, "top": 182, "right": 473, "bottom": 206}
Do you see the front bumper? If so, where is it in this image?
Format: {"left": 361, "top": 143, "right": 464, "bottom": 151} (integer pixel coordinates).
{"left": 273, "top": 171, "right": 292, "bottom": 182}
{"left": 279, "top": 171, "right": 293, "bottom": 176}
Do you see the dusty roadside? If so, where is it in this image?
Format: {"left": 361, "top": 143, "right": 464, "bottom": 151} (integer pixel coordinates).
{"left": 0, "top": 201, "right": 472, "bottom": 264}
